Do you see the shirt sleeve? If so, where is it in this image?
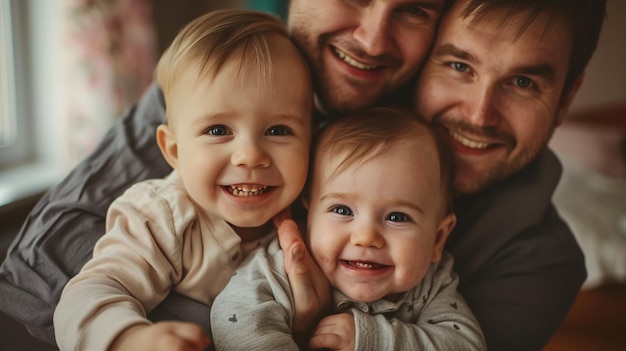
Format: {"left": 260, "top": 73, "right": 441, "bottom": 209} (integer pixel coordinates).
{"left": 210, "top": 238, "right": 299, "bottom": 351}
{"left": 53, "top": 182, "right": 190, "bottom": 351}
{"left": 352, "top": 253, "right": 486, "bottom": 350}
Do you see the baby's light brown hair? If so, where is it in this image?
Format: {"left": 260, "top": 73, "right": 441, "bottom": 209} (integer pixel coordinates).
{"left": 312, "top": 107, "right": 455, "bottom": 216}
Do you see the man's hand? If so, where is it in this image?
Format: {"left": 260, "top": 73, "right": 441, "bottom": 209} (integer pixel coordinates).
{"left": 308, "top": 313, "right": 355, "bottom": 351}
{"left": 274, "top": 211, "right": 331, "bottom": 340}
{"left": 110, "top": 321, "right": 211, "bottom": 351}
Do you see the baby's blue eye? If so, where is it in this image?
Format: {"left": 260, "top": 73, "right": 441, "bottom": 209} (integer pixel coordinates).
{"left": 387, "top": 212, "right": 409, "bottom": 222}
{"left": 331, "top": 205, "right": 353, "bottom": 217}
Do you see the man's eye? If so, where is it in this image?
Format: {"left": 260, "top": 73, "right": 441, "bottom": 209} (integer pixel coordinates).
{"left": 331, "top": 205, "right": 353, "bottom": 217}
{"left": 386, "top": 212, "right": 409, "bottom": 222}
{"left": 514, "top": 76, "right": 535, "bottom": 89}
{"left": 398, "top": 5, "right": 427, "bottom": 18}
{"left": 451, "top": 62, "right": 469, "bottom": 72}
{"left": 205, "top": 125, "right": 230, "bottom": 136}
{"left": 266, "top": 125, "right": 292, "bottom": 136}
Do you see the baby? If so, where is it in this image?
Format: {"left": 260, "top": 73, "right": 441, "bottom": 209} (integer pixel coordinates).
{"left": 54, "top": 9, "right": 312, "bottom": 351}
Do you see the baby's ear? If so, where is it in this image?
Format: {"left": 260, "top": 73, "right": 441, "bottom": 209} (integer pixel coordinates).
{"left": 431, "top": 213, "right": 457, "bottom": 263}
{"left": 156, "top": 124, "right": 179, "bottom": 171}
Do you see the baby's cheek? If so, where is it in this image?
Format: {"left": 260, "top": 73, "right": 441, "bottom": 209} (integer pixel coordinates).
{"left": 310, "top": 247, "right": 333, "bottom": 273}
{"left": 396, "top": 262, "right": 429, "bottom": 290}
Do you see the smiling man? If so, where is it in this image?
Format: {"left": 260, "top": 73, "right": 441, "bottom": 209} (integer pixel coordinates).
{"left": 409, "top": 0, "right": 606, "bottom": 349}
{"left": 416, "top": 2, "right": 579, "bottom": 196}
{"left": 287, "top": 0, "right": 445, "bottom": 115}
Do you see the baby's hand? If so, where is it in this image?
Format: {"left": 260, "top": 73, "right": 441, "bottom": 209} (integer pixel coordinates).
{"left": 109, "top": 321, "right": 211, "bottom": 351}
{"left": 308, "top": 313, "right": 355, "bottom": 351}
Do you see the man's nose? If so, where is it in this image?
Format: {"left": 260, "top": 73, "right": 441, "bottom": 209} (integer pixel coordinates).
{"left": 230, "top": 140, "right": 271, "bottom": 168}
{"left": 461, "top": 83, "right": 501, "bottom": 127}
{"left": 353, "top": 6, "right": 392, "bottom": 57}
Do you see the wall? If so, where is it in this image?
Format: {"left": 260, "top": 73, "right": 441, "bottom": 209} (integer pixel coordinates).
{"left": 569, "top": 0, "right": 626, "bottom": 114}
{"left": 152, "top": 0, "right": 245, "bottom": 55}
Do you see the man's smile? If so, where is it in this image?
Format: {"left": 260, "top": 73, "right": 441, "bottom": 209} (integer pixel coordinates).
{"left": 450, "top": 130, "right": 490, "bottom": 150}
{"left": 333, "top": 47, "right": 378, "bottom": 70}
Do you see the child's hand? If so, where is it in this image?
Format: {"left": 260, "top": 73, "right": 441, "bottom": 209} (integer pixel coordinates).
{"left": 109, "top": 321, "right": 211, "bottom": 351}
{"left": 274, "top": 211, "right": 331, "bottom": 338}
{"left": 308, "top": 313, "right": 355, "bottom": 351}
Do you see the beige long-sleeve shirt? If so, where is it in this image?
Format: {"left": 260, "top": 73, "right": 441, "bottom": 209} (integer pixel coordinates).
{"left": 53, "top": 172, "right": 272, "bottom": 351}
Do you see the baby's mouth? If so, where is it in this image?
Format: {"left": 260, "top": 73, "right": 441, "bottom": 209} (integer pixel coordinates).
{"left": 343, "top": 260, "right": 388, "bottom": 270}
{"left": 225, "top": 185, "right": 270, "bottom": 197}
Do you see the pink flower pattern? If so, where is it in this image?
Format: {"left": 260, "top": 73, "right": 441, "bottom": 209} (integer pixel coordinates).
{"left": 62, "top": 0, "right": 156, "bottom": 168}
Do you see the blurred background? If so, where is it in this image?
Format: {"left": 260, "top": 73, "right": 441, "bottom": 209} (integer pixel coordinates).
{"left": 0, "top": 0, "right": 624, "bottom": 350}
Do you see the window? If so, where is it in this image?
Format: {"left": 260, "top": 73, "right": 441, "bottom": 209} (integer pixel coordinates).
{"left": 0, "top": 1, "right": 16, "bottom": 147}
{"left": 0, "top": 0, "right": 32, "bottom": 169}
{"left": 0, "top": 0, "right": 65, "bottom": 207}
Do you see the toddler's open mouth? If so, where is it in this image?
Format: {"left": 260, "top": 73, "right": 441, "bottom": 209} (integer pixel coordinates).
{"left": 225, "top": 185, "right": 270, "bottom": 197}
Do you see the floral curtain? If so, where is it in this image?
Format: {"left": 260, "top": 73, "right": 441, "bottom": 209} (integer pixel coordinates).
{"left": 61, "top": 0, "right": 157, "bottom": 168}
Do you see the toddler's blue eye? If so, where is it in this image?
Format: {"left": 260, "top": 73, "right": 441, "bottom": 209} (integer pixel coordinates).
{"left": 206, "top": 125, "right": 229, "bottom": 135}
{"left": 267, "top": 125, "right": 291, "bottom": 136}
{"left": 331, "top": 205, "right": 353, "bottom": 217}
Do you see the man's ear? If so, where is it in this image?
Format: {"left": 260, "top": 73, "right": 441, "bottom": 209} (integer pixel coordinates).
{"left": 556, "top": 72, "right": 585, "bottom": 126}
{"left": 431, "top": 213, "right": 457, "bottom": 263}
{"left": 156, "top": 124, "right": 179, "bottom": 171}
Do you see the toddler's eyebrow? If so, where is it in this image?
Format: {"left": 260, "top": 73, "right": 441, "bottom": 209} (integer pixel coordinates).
{"left": 191, "top": 112, "right": 231, "bottom": 127}
{"left": 320, "top": 192, "right": 352, "bottom": 203}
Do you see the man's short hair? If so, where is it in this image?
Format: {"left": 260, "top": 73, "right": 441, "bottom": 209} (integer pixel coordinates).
{"left": 459, "top": 0, "right": 607, "bottom": 94}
